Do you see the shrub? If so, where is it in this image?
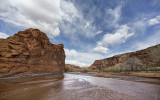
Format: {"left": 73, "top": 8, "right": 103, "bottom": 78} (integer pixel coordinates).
{"left": 103, "top": 64, "right": 122, "bottom": 72}
{"left": 150, "top": 45, "right": 160, "bottom": 66}
{"left": 121, "top": 57, "right": 146, "bottom": 72}
{"left": 103, "top": 67, "right": 118, "bottom": 72}
{"left": 102, "top": 57, "right": 147, "bottom": 72}
{"left": 65, "top": 67, "right": 70, "bottom": 72}
{"left": 81, "top": 69, "right": 88, "bottom": 73}
{"left": 146, "top": 67, "right": 160, "bottom": 71}
{"left": 148, "top": 62, "right": 157, "bottom": 67}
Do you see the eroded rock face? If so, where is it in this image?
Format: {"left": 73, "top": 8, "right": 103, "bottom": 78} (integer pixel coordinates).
{"left": 0, "top": 28, "right": 65, "bottom": 77}
{"left": 90, "top": 44, "right": 160, "bottom": 69}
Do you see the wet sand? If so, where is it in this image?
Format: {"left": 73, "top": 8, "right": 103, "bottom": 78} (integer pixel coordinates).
{"left": 0, "top": 73, "right": 160, "bottom": 100}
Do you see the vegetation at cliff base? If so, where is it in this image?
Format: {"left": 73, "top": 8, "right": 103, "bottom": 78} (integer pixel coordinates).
{"left": 103, "top": 57, "right": 160, "bottom": 73}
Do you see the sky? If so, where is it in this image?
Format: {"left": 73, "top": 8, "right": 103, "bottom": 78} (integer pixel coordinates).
{"left": 0, "top": 0, "right": 160, "bottom": 67}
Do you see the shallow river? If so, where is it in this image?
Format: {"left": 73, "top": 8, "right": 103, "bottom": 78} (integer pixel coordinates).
{"left": 0, "top": 73, "right": 160, "bottom": 100}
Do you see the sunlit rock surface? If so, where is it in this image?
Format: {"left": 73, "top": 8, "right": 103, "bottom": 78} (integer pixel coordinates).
{"left": 0, "top": 28, "right": 65, "bottom": 77}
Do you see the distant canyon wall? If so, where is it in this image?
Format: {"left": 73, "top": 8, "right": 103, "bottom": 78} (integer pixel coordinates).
{"left": 90, "top": 44, "right": 160, "bottom": 69}
{"left": 65, "top": 64, "right": 81, "bottom": 69}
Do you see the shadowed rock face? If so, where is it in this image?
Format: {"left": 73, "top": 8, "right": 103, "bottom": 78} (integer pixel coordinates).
{"left": 90, "top": 44, "right": 160, "bottom": 69}
{"left": 0, "top": 28, "right": 65, "bottom": 77}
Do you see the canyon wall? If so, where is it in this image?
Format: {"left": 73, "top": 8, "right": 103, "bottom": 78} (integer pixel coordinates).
{"left": 0, "top": 28, "right": 65, "bottom": 77}
{"left": 90, "top": 44, "right": 160, "bottom": 69}
{"left": 65, "top": 64, "right": 81, "bottom": 69}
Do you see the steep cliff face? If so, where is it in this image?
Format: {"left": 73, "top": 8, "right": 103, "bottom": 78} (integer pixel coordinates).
{"left": 0, "top": 28, "right": 65, "bottom": 77}
{"left": 90, "top": 44, "right": 160, "bottom": 69}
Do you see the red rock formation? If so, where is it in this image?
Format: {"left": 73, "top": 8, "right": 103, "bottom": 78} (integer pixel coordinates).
{"left": 0, "top": 28, "right": 65, "bottom": 77}
{"left": 65, "top": 64, "right": 81, "bottom": 69}
{"left": 90, "top": 44, "right": 160, "bottom": 69}
{"left": 81, "top": 67, "right": 89, "bottom": 69}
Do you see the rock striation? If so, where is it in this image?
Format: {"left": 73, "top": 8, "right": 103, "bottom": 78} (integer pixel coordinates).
{"left": 90, "top": 44, "right": 160, "bottom": 69}
{"left": 0, "top": 28, "right": 65, "bottom": 77}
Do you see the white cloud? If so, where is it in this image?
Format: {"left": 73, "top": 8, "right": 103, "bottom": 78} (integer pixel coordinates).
{"left": 65, "top": 49, "right": 78, "bottom": 57}
{"left": 93, "top": 45, "right": 109, "bottom": 54}
{"left": 96, "top": 30, "right": 103, "bottom": 34}
{"left": 94, "top": 25, "right": 134, "bottom": 54}
{"left": 133, "top": 30, "right": 160, "bottom": 50}
{"left": 85, "top": 22, "right": 90, "bottom": 28}
{"left": 101, "top": 25, "right": 134, "bottom": 46}
{"left": 60, "top": 0, "right": 80, "bottom": 23}
{"left": 132, "top": 20, "right": 147, "bottom": 35}
{"left": 65, "top": 60, "right": 88, "bottom": 67}
{"left": 0, "top": 0, "right": 97, "bottom": 38}
{"left": 130, "top": 15, "right": 160, "bottom": 50}
{"left": 93, "top": 3, "right": 136, "bottom": 54}
{"left": 65, "top": 48, "right": 104, "bottom": 67}
{"left": 0, "top": 32, "right": 9, "bottom": 39}
{"left": 60, "top": 1, "right": 99, "bottom": 38}
{"left": 148, "top": 15, "right": 160, "bottom": 25}
{"left": 0, "top": 0, "right": 63, "bottom": 38}
{"left": 105, "top": 5, "right": 122, "bottom": 28}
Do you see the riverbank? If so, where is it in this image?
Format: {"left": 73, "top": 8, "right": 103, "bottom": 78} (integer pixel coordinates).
{"left": 67, "top": 71, "right": 160, "bottom": 79}
{"left": 0, "top": 72, "right": 64, "bottom": 85}
{"left": 89, "top": 71, "right": 160, "bottom": 79}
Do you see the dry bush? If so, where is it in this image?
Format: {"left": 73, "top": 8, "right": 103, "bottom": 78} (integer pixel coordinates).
{"left": 121, "top": 57, "right": 146, "bottom": 72}
{"left": 65, "top": 67, "right": 70, "bottom": 72}
{"left": 150, "top": 45, "right": 160, "bottom": 66}
{"left": 103, "top": 64, "right": 122, "bottom": 72}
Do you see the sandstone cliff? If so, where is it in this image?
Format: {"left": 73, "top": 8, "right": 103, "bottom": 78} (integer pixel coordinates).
{"left": 90, "top": 44, "right": 160, "bottom": 69}
{"left": 0, "top": 28, "right": 65, "bottom": 77}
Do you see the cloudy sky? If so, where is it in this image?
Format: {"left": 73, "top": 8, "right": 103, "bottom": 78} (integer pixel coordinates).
{"left": 0, "top": 0, "right": 160, "bottom": 67}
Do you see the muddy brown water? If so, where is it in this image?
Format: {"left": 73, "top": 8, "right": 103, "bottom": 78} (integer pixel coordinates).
{"left": 0, "top": 73, "right": 160, "bottom": 100}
